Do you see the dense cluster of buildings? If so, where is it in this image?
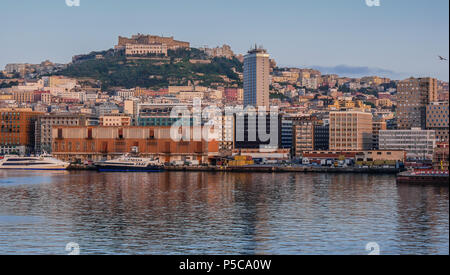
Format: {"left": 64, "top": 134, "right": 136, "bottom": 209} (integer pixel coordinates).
{"left": 199, "top": 45, "right": 236, "bottom": 59}
{"left": 3, "top": 60, "right": 66, "bottom": 79}
{"left": 1, "top": 39, "right": 449, "bottom": 169}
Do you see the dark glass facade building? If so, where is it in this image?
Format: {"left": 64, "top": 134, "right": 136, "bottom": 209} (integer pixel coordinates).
{"left": 314, "top": 124, "right": 329, "bottom": 151}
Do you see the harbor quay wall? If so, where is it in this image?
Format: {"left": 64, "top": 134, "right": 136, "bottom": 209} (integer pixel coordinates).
{"left": 69, "top": 164, "right": 402, "bottom": 174}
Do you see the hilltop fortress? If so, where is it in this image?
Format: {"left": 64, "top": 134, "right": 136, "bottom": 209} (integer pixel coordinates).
{"left": 116, "top": 33, "right": 190, "bottom": 51}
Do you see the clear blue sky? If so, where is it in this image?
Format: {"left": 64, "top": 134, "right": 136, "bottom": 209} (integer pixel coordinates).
{"left": 1, "top": 0, "right": 449, "bottom": 80}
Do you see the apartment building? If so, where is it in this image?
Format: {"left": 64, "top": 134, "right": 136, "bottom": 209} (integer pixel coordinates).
{"left": 397, "top": 77, "right": 437, "bottom": 129}
{"left": 12, "top": 91, "right": 36, "bottom": 103}
{"left": 5, "top": 63, "right": 27, "bottom": 75}
{"left": 99, "top": 115, "right": 132, "bottom": 127}
{"left": 329, "top": 111, "right": 373, "bottom": 151}
{"left": 0, "top": 108, "right": 43, "bottom": 154}
{"left": 124, "top": 100, "right": 139, "bottom": 116}
{"left": 48, "top": 76, "right": 78, "bottom": 89}
{"left": 200, "top": 45, "right": 235, "bottom": 59}
{"left": 379, "top": 128, "right": 436, "bottom": 160}
{"left": 426, "top": 102, "right": 449, "bottom": 142}
{"left": 291, "top": 116, "right": 320, "bottom": 157}
{"left": 281, "top": 119, "right": 293, "bottom": 152}
{"left": 272, "top": 70, "right": 300, "bottom": 84}
{"left": 372, "top": 121, "right": 387, "bottom": 150}
{"left": 0, "top": 94, "right": 13, "bottom": 101}
{"left": 244, "top": 47, "right": 270, "bottom": 109}
{"left": 220, "top": 113, "right": 234, "bottom": 152}
{"left": 35, "top": 114, "right": 98, "bottom": 154}
{"left": 224, "top": 88, "right": 244, "bottom": 102}
{"left": 300, "top": 77, "right": 319, "bottom": 90}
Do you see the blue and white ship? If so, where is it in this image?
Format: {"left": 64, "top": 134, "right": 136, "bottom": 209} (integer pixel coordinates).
{"left": 95, "top": 155, "right": 164, "bottom": 172}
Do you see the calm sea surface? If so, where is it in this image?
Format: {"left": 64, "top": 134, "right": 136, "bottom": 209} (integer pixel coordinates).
{"left": 0, "top": 171, "right": 448, "bottom": 255}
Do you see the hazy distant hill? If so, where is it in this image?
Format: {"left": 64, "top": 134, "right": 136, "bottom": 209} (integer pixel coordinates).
{"left": 53, "top": 48, "right": 243, "bottom": 90}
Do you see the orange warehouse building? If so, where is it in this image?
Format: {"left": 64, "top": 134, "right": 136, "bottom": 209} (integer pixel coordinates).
{"left": 52, "top": 126, "right": 219, "bottom": 163}
{"left": 1, "top": 108, "right": 44, "bottom": 154}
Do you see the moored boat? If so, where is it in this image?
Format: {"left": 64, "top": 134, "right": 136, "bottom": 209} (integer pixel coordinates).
{"left": 0, "top": 155, "right": 70, "bottom": 170}
{"left": 397, "top": 169, "right": 449, "bottom": 185}
{"left": 95, "top": 155, "right": 164, "bottom": 172}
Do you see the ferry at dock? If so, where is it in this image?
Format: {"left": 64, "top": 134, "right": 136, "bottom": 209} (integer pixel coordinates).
{"left": 0, "top": 155, "right": 70, "bottom": 170}
{"left": 94, "top": 155, "right": 164, "bottom": 172}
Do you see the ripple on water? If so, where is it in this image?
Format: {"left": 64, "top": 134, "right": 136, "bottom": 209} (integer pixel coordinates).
{"left": 0, "top": 171, "right": 448, "bottom": 255}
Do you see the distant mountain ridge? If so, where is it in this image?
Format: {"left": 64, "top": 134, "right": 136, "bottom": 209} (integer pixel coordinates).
{"left": 309, "top": 64, "right": 407, "bottom": 80}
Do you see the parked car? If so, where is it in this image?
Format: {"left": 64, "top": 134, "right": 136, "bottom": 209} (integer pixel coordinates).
{"left": 189, "top": 160, "right": 200, "bottom": 166}
{"left": 172, "top": 160, "right": 185, "bottom": 166}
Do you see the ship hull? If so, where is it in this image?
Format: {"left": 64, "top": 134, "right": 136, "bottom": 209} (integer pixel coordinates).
{"left": 96, "top": 165, "right": 164, "bottom": 172}
{"left": 0, "top": 156, "right": 70, "bottom": 171}
{"left": 0, "top": 165, "right": 70, "bottom": 171}
{"left": 0, "top": 168, "right": 69, "bottom": 171}
{"left": 397, "top": 174, "right": 449, "bottom": 185}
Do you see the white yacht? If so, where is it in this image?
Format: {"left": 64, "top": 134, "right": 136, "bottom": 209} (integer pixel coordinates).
{"left": 95, "top": 155, "right": 164, "bottom": 172}
{"left": 0, "top": 155, "right": 70, "bottom": 170}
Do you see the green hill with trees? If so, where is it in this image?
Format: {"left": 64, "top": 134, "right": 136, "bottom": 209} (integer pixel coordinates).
{"left": 53, "top": 48, "right": 243, "bottom": 90}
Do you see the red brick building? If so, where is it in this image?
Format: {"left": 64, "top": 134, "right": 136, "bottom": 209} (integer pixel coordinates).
{"left": 52, "top": 126, "right": 219, "bottom": 163}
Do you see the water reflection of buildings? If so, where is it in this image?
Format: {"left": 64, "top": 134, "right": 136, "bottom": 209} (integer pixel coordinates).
{"left": 51, "top": 172, "right": 443, "bottom": 254}
{"left": 1, "top": 171, "right": 447, "bottom": 254}
{"left": 48, "top": 172, "right": 288, "bottom": 254}
{"left": 396, "top": 184, "right": 449, "bottom": 254}
{"left": 50, "top": 172, "right": 242, "bottom": 253}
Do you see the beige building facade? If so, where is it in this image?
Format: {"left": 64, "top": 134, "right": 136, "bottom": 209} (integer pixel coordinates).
{"left": 329, "top": 111, "right": 373, "bottom": 151}
{"left": 125, "top": 43, "right": 168, "bottom": 56}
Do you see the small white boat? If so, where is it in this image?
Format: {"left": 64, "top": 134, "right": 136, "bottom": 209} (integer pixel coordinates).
{"left": 0, "top": 155, "right": 70, "bottom": 170}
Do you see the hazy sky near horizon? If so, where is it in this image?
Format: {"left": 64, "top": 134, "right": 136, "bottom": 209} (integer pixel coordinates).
{"left": 1, "top": 0, "right": 449, "bottom": 81}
